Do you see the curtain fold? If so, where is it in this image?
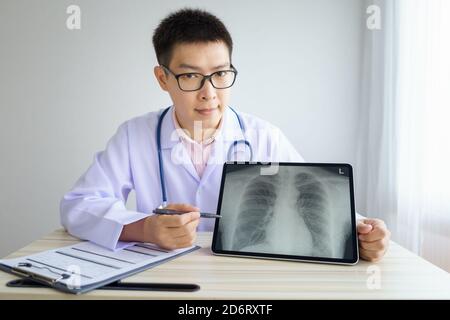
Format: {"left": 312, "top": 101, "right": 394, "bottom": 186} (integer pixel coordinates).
{"left": 356, "top": 0, "right": 450, "bottom": 271}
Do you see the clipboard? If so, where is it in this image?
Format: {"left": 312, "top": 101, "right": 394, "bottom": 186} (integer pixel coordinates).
{"left": 0, "top": 241, "right": 201, "bottom": 294}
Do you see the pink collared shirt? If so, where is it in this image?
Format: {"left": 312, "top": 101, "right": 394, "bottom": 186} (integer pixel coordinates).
{"left": 172, "top": 111, "right": 223, "bottom": 179}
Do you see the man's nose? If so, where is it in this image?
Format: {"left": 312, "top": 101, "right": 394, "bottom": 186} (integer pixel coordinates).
{"left": 198, "top": 79, "right": 217, "bottom": 101}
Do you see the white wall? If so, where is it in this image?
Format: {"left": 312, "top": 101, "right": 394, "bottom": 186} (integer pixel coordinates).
{"left": 0, "top": 0, "right": 363, "bottom": 257}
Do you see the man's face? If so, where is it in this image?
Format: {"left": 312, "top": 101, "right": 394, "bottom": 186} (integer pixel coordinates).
{"left": 154, "top": 41, "right": 232, "bottom": 132}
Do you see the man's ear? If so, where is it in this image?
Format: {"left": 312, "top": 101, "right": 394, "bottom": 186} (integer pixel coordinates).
{"left": 154, "top": 66, "right": 169, "bottom": 91}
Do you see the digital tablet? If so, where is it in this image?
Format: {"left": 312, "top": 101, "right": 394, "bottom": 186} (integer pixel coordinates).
{"left": 212, "top": 162, "right": 359, "bottom": 265}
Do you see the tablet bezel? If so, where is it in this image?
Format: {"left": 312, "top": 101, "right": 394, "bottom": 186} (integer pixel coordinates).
{"left": 211, "top": 162, "right": 359, "bottom": 266}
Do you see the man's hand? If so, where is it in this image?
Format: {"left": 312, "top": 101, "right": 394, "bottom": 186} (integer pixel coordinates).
{"left": 143, "top": 203, "right": 200, "bottom": 250}
{"left": 357, "top": 218, "right": 391, "bottom": 262}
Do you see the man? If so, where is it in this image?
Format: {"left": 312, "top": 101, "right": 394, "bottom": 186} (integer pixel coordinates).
{"left": 60, "top": 8, "right": 390, "bottom": 262}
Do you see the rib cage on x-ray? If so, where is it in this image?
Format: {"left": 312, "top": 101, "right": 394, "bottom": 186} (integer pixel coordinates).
{"left": 294, "top": 173, "right": 332, "bottom": 256}
{"left": 233, "top": 174, "right": 279, "bottom": 251}
{"left": 226, "top": 166, "right": 350, "bottom": 258}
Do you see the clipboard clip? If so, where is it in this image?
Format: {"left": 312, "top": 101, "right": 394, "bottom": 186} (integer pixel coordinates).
{"left": 13, "top": 262, "right": 72, "bottom": 284}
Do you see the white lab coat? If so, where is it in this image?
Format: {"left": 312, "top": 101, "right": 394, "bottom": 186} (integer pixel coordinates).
{"left": 60, "top": 106, "right": 306, "bottom": 250}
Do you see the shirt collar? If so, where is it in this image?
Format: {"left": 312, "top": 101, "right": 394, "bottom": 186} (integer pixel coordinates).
{"left": 159, "top": 106, "right": 244, "bottom": 150}
{"left": 171, "top": 108, "right": 223, "bottom": 146}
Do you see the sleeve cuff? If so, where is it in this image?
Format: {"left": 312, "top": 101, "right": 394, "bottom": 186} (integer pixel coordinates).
{"left": 100, "top": 209, "right": 150, "bottom": 251}
{"left": 69, "top": 201, "right": 150, "bottom": 251}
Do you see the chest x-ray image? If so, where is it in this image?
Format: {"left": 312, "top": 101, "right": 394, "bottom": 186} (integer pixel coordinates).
{"left": 213, "top": 163, "right": 357, "bottom": 262}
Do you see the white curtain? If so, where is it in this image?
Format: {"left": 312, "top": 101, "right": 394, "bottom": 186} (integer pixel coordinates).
{"left": 356, "top": 0, "right": 450, "bottom": 271}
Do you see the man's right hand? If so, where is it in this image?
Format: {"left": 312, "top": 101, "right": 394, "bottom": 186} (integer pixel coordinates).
{"left": 143, "top": 203, "right": 200, "bottom": 250}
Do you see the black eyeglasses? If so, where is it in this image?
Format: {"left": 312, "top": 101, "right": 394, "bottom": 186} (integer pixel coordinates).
{"left": 160, "top": 64, "right": 238, "bottom": 92}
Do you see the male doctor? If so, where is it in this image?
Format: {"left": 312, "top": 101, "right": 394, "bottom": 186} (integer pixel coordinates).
{"left": 60, "top": 9, "right": 390, "bottom": 262}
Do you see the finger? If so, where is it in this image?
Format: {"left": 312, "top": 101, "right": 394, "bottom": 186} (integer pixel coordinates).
{"left": 174, "top": 230, "right": 197, "bottom": 245}
{"left": 359, "top": 247, "right": 383, "bottom": 262}
{"left": 155, "top": 233, "right": 193, "bottom": 251}
{"left": 174, "top": 233, "right": 197, "bottom": 248}
{"left": 169, "top": 219, "right": 199, "bottom": 238}
{"left": 357, "top": 220, "right": 373, "bottom": 234}
{"left": 183, "top": 219, "right": 199, "bottom": 238}
{"left": 359, "top": 224, "right": 390, "bottom": 242}
{"left": 171, "top": 211, "right": 200, "bottom": 226}
{"left": 361, "top": 218, "right": 387, "bottom": 230}
{"left": 359, "top": 239, "right": 387, "bottom": 252}
{"left": 165, "top": 203, "right": 200, "bottom": 212}
{"left": 166, "top": 226, "right": 188, "bottom": 238}
{"left": 158, "top": 241, "right": 181, "bottom": 251}
{"left": 159, "top": 211, "right": 200, "bottom": 227}
{"left": 178, "top": 218, "right": 200, "bottom": 234}
{"left": 156, "top": 214, "right": 185, "bottom": 227}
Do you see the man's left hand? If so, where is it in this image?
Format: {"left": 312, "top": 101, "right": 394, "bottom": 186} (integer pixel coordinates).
{"left": 357, "top": 218, "right": 391, "bottom": 262}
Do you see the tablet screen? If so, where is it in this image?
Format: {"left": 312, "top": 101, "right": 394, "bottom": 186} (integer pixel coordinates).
{"left": 212, "top": 163, "right": 358, "bottom": 265}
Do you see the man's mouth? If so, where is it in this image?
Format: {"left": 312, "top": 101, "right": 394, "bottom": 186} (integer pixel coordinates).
{"left": 195, "top": 107, "right": 218, "bottom": 116}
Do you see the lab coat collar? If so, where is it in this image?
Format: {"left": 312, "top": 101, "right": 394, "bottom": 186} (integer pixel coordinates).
{"left": 216, "top": 105, "right": 245, "bottom": 143}
{"left": 160, "top": 106, "right": 179, "bottom": 150}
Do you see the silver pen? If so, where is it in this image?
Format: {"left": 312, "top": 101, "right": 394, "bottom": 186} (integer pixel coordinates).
{"left": 152, "top": 208, "right": 221, "bottom": 218}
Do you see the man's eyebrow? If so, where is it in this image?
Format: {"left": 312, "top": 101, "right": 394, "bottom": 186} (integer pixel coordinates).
{"left": 177, "top": 63, "right": 231, "bottom": 72}
{"left": 211, "top": 63, "right": 231, "bottom": 70}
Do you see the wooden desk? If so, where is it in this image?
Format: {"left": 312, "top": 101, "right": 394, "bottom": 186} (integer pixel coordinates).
{"left": 0, "top": 229, "right": 449, "bottom": 299}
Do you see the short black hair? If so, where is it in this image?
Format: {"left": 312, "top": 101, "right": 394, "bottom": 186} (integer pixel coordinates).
{"left": 152, "top": 8, "right": 233, "bottom": 67}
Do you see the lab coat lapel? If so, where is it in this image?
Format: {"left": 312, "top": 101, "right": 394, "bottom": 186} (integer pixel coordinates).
{"left": 160, "top": 106, "right": 201, "bottom": 183}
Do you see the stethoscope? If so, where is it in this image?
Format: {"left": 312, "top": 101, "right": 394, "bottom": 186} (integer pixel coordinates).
{"left": 156, "top": 106, "right": 253, "bottom": 207}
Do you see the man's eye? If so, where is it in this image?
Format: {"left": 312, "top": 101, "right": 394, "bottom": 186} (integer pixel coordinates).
{"left": 216, "top": 71, "right": 227, "bottom": 77}
{"left": 181, "top": 74, "right": 199, "bottom": 79}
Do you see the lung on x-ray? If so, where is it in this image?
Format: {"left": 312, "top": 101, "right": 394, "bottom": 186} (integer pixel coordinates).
{"left": 215, "top": 164, "right": 354, "bottom": 260}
